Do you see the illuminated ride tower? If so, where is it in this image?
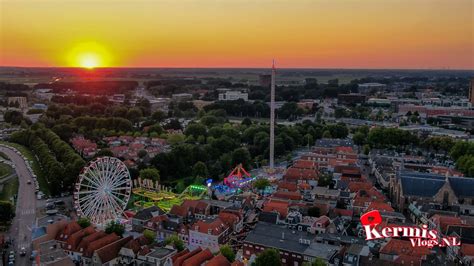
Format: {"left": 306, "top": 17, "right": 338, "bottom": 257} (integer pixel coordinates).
{"left": 269, "top": 60, "right": 276, "bottom": 172}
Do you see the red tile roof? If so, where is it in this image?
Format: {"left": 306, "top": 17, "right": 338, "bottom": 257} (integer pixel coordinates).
{"left": 298, "top": 183, "right": 311, "bottom": 190}
{"left": 182, "top": 248, "right": 213, "bottom": 266}
{"left": 262, "top": 199, "right": 289, "bottom": 218}
{"left": 284, "top": 167, "right": 318, "bottom": 181}
{"left": 95, "top": 236, "right": 133, "bottom": 264}
{"left": 205, "top": 254, "right": 230, "bottom": 266}
{"left": 192, "top": 218, "right": 229, "bottom": 235}
{"left": 277, "top": 181, "right": 298, "bottom": 192}
{"left": 461, "top": 243, "right": 474, "bottom": 257}
{"left": 71, "top": 137, "right": 97, "bottom": 151}
{"left": 57, "top": 221, "right": 82, "bottom": 242}
{"left": 348, "top": 181, "right": 373, "bottom": 193}
{"left": 314, "top": 202, "right": 330, "bottom": 216}
{"left": 76, "top": 230, "right": 106, "bottom": 252}
{"left": 366, "top": 202, "right": 394, "bottom": 212}
{"left": 272, "top": 190, "right": 302, "bottom": 201}
{"left": 170, "top": 205, "right": 189, "bottom": 217}
{"left": 431, "top": 214, "right": 465, "bottom": 233}
{"left": 341, "top": 168, "right": 361, "bottom": 176}
{"left": 138, "top": 246, "right": 152, "bottom": 256}
{"left": 332, "top": 208, "right": 353, "bottom": 218}
{"left": 394, "top": 254, "right": 422, "bottom": 266}
{"left": 124, "top": 210, "right": 136, "bottom": 218}
{"left": 170, "top": 199, "right": 209, "bottom": 216}
{"left": 83, "top": 233, "right": 121, "bottom": 258}
{"left": 380, "top": 239, "right": 430, "bottom": 257}
{"left": 195, "top": 201, "right": 209, "bottom": 214}
{"left": 314, "top": 216, "right": 330, "bottom": 227}
{"left": 174, "top": 248, "right": 202, "bottom": 266}
{"left": 171, "top": 249, "right": 189, "bottom": 263}
{"left": 218, "top": 212, "right": 241, "bottom": 228}
{"left": 65, "top": 226, "right": 96, "bottom": 251}
{"left": 352, "top": 187, "right": 386, "bottom": 209}
{"left": 123, "top": 238, "right": 141, "bottom": 254}
{"left": 292, "top": 160, "right": 318, "bottom": 169}
{"left": 335, "top": 146, "right": 355, "bottom": 153}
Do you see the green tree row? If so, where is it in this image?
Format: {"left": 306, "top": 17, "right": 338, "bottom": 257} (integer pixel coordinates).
{"left": 450, "top": 141, "right": 474, "bottom": 176}
{"left": 9, "top": 126, "right": 85, "bottom": 195}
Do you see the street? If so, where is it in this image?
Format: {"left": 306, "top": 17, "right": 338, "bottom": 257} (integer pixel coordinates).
{"left": 0, "top": 145, "right": 37, "bottom": 266}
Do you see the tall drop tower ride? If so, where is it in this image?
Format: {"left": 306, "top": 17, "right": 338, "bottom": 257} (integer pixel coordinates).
{"left": 269, "top": 61, "right": 276, "bottom": 170}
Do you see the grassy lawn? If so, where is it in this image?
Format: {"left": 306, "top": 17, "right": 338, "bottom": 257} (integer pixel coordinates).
{"left": 0, "top": 141, "right": 50, "bottom": 196}
{"left": 0, "top": 163, "right": 13, "bottom": 179}
{"left": 0, "top": 176, "right": 19, "bottom": 202}
{"left": 0, "top": 151, "right": 9, "bottom": 160}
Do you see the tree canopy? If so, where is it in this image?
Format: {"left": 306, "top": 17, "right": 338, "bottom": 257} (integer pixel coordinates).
{"left": 164, "top": 235, "right": 185, "bottom": 251}
{"left": 139, "top": 168, "right": 160, "bottom": 182}
{"left": 219, "top": 245, "right": 235, "bottom": 262}
{"left": 254, "top": 248, "right": 282, "bottom": 266}
{"left": 105, "top": 221, "right": 125, "bottom": 236}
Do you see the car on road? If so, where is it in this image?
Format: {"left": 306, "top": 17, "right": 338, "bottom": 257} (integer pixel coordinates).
{"left": 20, "top": 247, "right": 26, "bottom": 256}
{"left": 27, "top": 179, "right": 32, "bottom": 184}
{"left": 46, "top": 209, "right": 58, "bottom": 215}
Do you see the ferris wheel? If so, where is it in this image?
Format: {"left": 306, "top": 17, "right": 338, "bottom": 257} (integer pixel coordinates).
{"left": 74, "top": 156, "right": 132, "bottom": 225}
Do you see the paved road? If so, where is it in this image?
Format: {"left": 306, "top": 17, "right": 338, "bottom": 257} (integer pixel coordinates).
{"left": 0, "top": 145, "right": 37, "bottom": 266}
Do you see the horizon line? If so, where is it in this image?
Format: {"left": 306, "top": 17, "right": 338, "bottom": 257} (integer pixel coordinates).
{"left": 1, "top": 65, "right": 474, "bottom": 71}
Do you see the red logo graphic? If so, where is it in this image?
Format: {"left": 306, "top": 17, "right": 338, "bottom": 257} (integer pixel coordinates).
{"left": 360, "top": 210, "right": 382, "bottom": 226}
{"left": 360, "top": 210, "right": 461, "bottom": 248}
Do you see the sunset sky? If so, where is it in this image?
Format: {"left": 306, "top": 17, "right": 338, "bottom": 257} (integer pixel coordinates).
{"left": 1, "top": 0, "right": 473, "bottom": 69}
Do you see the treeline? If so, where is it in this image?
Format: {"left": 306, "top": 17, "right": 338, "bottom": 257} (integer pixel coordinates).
{"left": 450, "top": 141, "right": 474, "bottom": 176}
{"left": 146, "top": 78, "right": 202, "bottom": 97}
{"left": 151, "top": 114, "right": 349, "bottom": 185}
{"left": 9, "top": 126, "right": 85, "bottom": 195}
{"left": 247, "top": 82, "right": 357, "bottom": 102}
{"left": 204, "top": 100, "right": 270, "bottom": 118}
{"left": 353, "top": 126, "right": 419, "bottom": 149}
{"left": 47, "top": 116, "right": 134, "bottom": 141}
{"left": 51, "top": 95, "right": 110, "bottom": 105}
{"left": 45, "top": 102, "right": 149, "bottom": 119}
{"left": 352, "top": 126, "right": 473, "bottom": 176}
{"left": 0, "top": 82, "right": 30, "bottom": 92}
{"left": 204, "top": 99, "right": 309, "bottom": 120}
{"left": 39, "top": 101, "right": 162, "bottom": 141}
{"left": 34, "top": 81, "right": 138, "bottom": 95}
{"left": 3, "top": 110, "right": 32, "bottom": 126}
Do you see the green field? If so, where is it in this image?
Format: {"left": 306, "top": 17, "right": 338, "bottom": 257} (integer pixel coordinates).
{"left": 0, "top": 151, "right": 9, "bottom": 160}
{"left": 0, "top": 141, "right": 50, "bottom": 195}
{"left": 0, "top": 163, "right": 12, "bottom": 179}
{"left": 0, "top": 176, "right": 18, "bottom": 202}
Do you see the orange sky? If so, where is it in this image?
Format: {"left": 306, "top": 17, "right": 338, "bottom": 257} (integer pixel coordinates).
{"left": 1, "top": 0, "right": 473, "bottom": 69}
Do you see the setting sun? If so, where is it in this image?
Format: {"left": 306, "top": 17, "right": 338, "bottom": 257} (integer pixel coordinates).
{"left": 66, "top": 42, "right": 111, "bottom": 68}
{"left": 78, "top": 53, "right": 100, "bottom": 69}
